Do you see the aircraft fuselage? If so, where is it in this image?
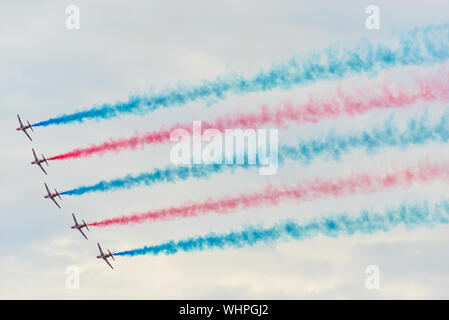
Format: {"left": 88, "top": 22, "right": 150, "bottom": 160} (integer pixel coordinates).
{"left": 31, "top": 159, "right": 44, "bottom": 165}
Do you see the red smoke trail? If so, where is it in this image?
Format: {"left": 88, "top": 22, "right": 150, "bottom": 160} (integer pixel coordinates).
{"left": 88, "top": 159, "right": 449, "bottom": 227}
{"left": 48, "top": 69, "right": 449, "bottom": 161}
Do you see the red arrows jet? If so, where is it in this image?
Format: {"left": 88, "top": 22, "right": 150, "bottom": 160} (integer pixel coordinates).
{"left": 96, "top": 243, "right": 115, "bottom": 269}
{"left": 16, "top": 114, "right": 34, "bottom": 141}
{"left": 31, "top": 148, "right": 49, "bottom": 175}
{"left": 71, "top": 213, "right": 89, "bottom": 240}
{"left": 44, "top": 183, "right": 62, "bottom": 208}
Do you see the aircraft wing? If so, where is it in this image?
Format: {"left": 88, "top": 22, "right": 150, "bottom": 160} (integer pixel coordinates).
{"left": 51, "top": 197, "right": 61, "bottom": 209}
{"left": 78, "top": 228, "right": 88, "bottom": 240}
{"left": 97, "top": 243, "right": 104, "bottom": 255}
{"left": 45, "top": 183, "right": 51, "bottom": 194}
{"left": 32, "top": 148, "right": 38, "bottom": 161}
{"left": 104, "top": 257, "right": 114, "bottom": 269}
{"left": 72, "top": 213, "right": 78, "bottom": 225}
{"left": 23, "top": 129, "right": 32, "bottom": 141}
{"left": 17, "top": 114, "right": 23, "bottom": 127}
{"left": 37, "top": 163, "right": 47, "bottom": 175}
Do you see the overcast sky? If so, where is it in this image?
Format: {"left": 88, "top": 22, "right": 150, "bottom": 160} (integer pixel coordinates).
{"left": 1, "top": 0, "right": 449, "bottom": 299}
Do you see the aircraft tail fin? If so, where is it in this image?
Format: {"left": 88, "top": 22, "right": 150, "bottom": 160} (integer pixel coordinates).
{"left": 109, "top": 249, "right": 115, "bottom": 261}
{"left": 83, "top": 219, "right": 89, "bottom": 231}
{"left": 43, "top": 154, "right": 49, "bottom": 166}
{"left": 28, "top": 121, "right": 34, "bottom": 132}
{"left": 55, "top": 189, "right": 62, "bottom": 200}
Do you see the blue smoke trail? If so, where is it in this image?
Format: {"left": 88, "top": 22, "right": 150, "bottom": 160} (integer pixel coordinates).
{"left": 35, "top": 23, "right": 449, "bottom": 127}
{"left": 61, "top": 163, "right": 246, "bottom": 196}
{"left": 114, "top": 200, "right": 449, "bottom": 256}
{"left": 61, "top": 111, "right": 449, "bottom": 196}
{"left": 279, "top": 111, "right": 449, "bottom": 164}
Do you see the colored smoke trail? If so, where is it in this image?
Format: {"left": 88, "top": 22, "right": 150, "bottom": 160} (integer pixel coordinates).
{"left": 48, "top": 69, "right": 449, "bottom": 161}
{"left": 61, "top": 111, "right": 449, "bottom": 197}
{"left": 89, "top": 160, "right": 449, "bottom": 227}
{"left": 35, "top": 23, "right": 449, "bottom": 127}
{"left": 60, "top": 163, "right": 246, "bottom": 196}
{"left": 278, "top": 111, "right": 449, "bottom": 164}
{"left": 114, "top": 200, "right": 449, "bottom": 256}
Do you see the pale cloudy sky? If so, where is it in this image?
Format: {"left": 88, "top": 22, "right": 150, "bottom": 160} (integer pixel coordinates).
{"left": 1, "top": 0, "right": 449, "bottom": 299}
